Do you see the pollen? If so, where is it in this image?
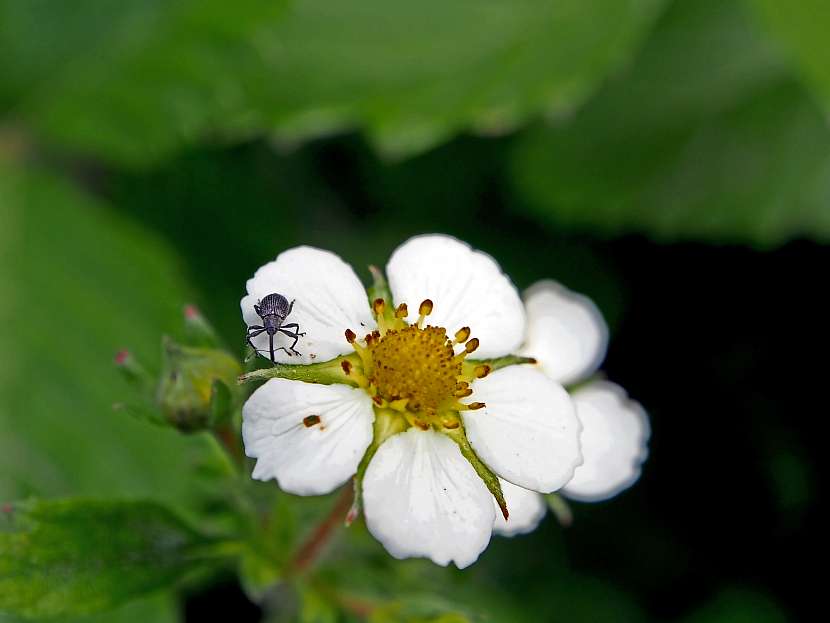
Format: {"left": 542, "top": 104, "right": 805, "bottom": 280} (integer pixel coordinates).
{"left": 345, "top": 298, "right": 486, "bottom": 425}
{"left": 368, "top": 325, "right": 460, "bottom": 412}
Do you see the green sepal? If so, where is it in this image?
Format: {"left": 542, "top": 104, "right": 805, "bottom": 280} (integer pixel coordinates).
{"left": 545, "top": 493, "right": 573, "bottom": 527}
{"left": 463, "top": 354, "right": 537, "bottom": 378}
{"left": 113, "top": 350, "right": 155, "bottom": 395}
{"left": 208, "top": 379, "right": 233, "bottom": 427}
{"left": 347, "top": 408, "right": 408, "bottom": 525}
{"left": 367, "top": 264, "right": 393, "bottom": 309}
{"left": 238, "top": 353, "right": 361, "bottom": 387}
{"left": 183, "top": 304, "right": 223, "bottom": 348}
{"left": 442, "top": 423, "right": 508, "bottom": 520}
{"left": 112, "top": 400, "right": 167, "bottom": 427}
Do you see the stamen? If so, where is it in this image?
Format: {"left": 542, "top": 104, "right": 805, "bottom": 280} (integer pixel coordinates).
{"left": 473, "top": 364, "right": 491, "bottom": 379}
{"left": 417, "top": 299, "right": 433, "bottom": 328}
{"left": 373, "top": 298, "right": 390, "bottom": 333}
{"left": 454, "top": 327, "right": 471, "bottom": 343}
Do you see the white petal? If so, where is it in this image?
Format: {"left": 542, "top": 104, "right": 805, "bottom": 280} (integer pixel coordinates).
{"left": 362, "top": 428, "right": 494, "bottom": 568}
{"left": 242, "top": 378, "right": 374, "bottom": 495}
{"left": 562, "top": 381, "right": 650, "bottom": 502}
{"left": 462, "top": 366, "right": 582, "bottom": 493}
{"left": 492, "top": 479, "right": 547, "bottom": 537}
{"left": 386, "top": 235, "right": 525, "bottom": 358}
{"left": 520, "top": 280, "right": 608, "bottom": 385}
{"left": 242, "top": 246, "right": 375, "bottom": 364}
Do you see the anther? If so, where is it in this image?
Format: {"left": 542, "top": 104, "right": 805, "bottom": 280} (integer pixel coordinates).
{"left": 303, "top": 415, "right": 321, "bottom": 427}
{"left": 373, "top": 298, "right": 385, "bottom": 316}
{"left": 473, "top": 364, "right": 491, "bottom": 379}
{"left": 455, "top": 387, "right": 473, "bottom": 398}
{"left": 417, "top": 299, "right": 433, "bottom": 329}
{"left": 466, "top": 402, "right": 486, "bottom": 410}
{"left": 341, "top": 360, "right": 352, "bottom": 375}
{"left": 442, "top": 418, "right": 460, "bottom": 430}
{"left": 395, "top": 303, "right": 409, "bottom": 318}
{"left": 464, "top": 338, "right": 480, "bottom": 354}
{"left": 345, "top": 329, "right": 357, "bottom": 344}
{"left": 454, "top": 327, "right": 471, "bottom": 343}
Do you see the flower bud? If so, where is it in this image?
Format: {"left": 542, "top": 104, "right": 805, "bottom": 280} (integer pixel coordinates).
{"left": 156, "top": 337, "right": 241, "bottom": 432}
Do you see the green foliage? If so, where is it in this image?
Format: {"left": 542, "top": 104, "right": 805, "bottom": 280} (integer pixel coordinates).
{"left": 511, "top": 0, "right": 830, "bottom": 246}
{"left": 0, "top": 499, "right": 221, "bottom": 618}
{"left": 0, "top": 163, "right": 212, "bottom": 506}
{"left": 746, "top": 0, "right": 830, "bottom": 114}
{"left": 0, "top": 0, "right": 663, "bottom": 166}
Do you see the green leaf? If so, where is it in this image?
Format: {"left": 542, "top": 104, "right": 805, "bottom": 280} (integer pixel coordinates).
{"left": 1, "top": 0, "right": 664, "bottom": 166}
{"left": 745, "top": 0, "right": 830, "bottom": 115}
{"left": 0, "top": 499, "right": 223, "bottom": 618}
{"left": 0, "top": 594, "right": 180, "bottom": 623}
{"left": 0, "top": 163, "right": 213, "bottom": 508}
{"left": 511, "top": 0, "right": 830, "bottom": 246}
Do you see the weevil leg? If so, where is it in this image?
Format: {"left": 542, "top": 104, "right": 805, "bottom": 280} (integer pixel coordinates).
{"left": 245, "top": 328, "right": 267, "bottom": 361}
{"left": 278, "top": 324, "right": 305, "bottom": 355}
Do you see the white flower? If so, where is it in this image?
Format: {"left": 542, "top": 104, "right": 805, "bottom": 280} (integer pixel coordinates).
{"left": 240, "top": 235, "right": 582, "bottom": 568}
{"left": 493, "top": 280, "right": 651, "bottom": 537}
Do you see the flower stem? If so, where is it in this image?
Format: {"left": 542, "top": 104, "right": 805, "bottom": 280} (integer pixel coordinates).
{"left": 213, "top": 424, "right": 244, "bottom": 469}
{"left": 289, "top": 484, "right": 354, "bottom": 575}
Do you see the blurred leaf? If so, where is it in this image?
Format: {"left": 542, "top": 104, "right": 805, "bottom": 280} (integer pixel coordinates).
{"left": 0, "top": 499, "right": 220, "bottom": 618}
{"left": 511, "top": 0, "right": 830, "bottom": 246}
{"left": 0, "top": 0, "right": 288, "bottom": 164}
{"left": 746, "top": 0, "right": 830, "bottom": 114}
{"left": 678, "top": 589, "right": 789, "bottom": 623}
{"left": 1, "top": 0, "right": 664, "bottom": 166}
{"left": 0, "top": 162, "right": 213, "bottom": 508}
{"left": 0, "top": 593, "right": 179, "bottom": 623}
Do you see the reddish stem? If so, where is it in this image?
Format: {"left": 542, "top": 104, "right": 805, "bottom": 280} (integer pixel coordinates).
{"left": 215, "top": 425, "right": 244, "bottom": 467}
{"left": 290, "top": 484, "right": 354, "bottom": 574}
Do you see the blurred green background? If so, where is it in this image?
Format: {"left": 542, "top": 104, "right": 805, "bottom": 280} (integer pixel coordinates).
{"left": 1, "top": 0, "right": 824, "bottom": 621}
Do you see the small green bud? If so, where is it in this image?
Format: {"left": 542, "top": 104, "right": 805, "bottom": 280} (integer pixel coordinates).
{"left": 114, "top": 350, "right": 154, "bottom": 393}
{"left": 157, "top": 337, "right": 241, "bottom": 432}
{"left": 183, "top": 304, "right": 222, "bottom": 348}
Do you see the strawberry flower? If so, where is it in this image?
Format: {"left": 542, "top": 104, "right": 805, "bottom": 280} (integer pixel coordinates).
{"left": 240, "top": 235, "right": 582, "bottom": 567}
{"left": 493, "top": 280, "right": 651, "bottom": 537}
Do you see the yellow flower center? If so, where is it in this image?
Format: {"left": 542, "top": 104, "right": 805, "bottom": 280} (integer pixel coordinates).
{"left": 344, "top": 298, "right": 488, "bottom": 429}
{"left": 370, "top": 324, "right": 459, "bottom": 412}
